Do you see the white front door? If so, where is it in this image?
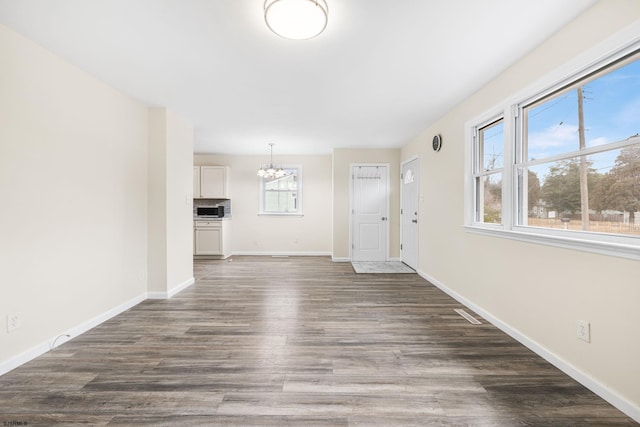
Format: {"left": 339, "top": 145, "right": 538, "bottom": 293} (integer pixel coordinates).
{"left": 352, "top": 165, "right": 388, "bottom": 261}
{"left": 401, "top": 158, "right": 419, "bottom": 270}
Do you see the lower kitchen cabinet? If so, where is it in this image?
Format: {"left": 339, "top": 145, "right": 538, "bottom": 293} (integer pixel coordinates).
{"left": 194, "top": 220, "right": 231, "bottom": 258}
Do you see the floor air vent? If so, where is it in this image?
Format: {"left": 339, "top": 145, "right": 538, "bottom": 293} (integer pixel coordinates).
{"left": 454, "top": 308, "right": 481, "bottom": 325}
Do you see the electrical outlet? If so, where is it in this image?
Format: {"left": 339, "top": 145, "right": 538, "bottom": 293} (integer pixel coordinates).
{"left": 577, "top": 320, "right": 590, "bottom": 343}
{"left": 7, "top": 313, "right": 20, "bottom": 333}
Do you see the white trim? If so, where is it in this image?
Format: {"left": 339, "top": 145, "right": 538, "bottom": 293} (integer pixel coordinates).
{"left": 400, "top": 156, "right": 420, "bottom": 269}
{"left": 464, "top": 23, "right": 640, "bottom": 259}
{"left": 520, "top": 136, "right": 640, "bottom": 168}
{"left": 258, "top": 164, "right": 303, "bottom": 215}
{"left": 0, "top": 292, "right": 147, "bottom": 377}
{"left": 348, "top": 164, "right": 353, "bottom": 260}
{"left": 168, "top": 277, "right": 195, "bottom": 298}
{"left": 418, "top": 269, "right": 640, "bottom": 424}
{"left": 0, "top": 277, "right": 198, "bottom": 376}
{"left": 148, "top": 277, "right": 196, "bottom": 299}
{"left": 146, "top": 292, "right": 169, "bottom": 300}
{"left": 388, "top": 257, "right": 401, "bottom": 262}
{"left": 331, "top": 256, "right": 351, "bottom": 262}
{"left": 464, "top": 225, "right": 640, "bottom": 261}
{"left": 257, "top": 213, "right": 304, "bottom": 217}
{"left": 350, "top": 163, "right": 391, "bottom": 261}
{"left": 500, "top": 20, "right": 640, "bottom": 118}
{"left": 232, "top": 251, "right": 331, "bottom": 257}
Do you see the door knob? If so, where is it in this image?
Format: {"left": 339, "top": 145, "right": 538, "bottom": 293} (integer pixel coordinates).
{"left": 412, "top": 219, "right": 418, "bottom": 223}
{"left": 381, "top": 217, "right": 387, "bottom": 221}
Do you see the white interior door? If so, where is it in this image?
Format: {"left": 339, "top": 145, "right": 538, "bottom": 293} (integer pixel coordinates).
{"left": 352, "top": 165, "right": 388, "bottom": 261}
{"left": 401, "top": 159, "right": 419, "bottom": 269}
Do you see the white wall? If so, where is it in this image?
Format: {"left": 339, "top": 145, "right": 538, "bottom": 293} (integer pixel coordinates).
{"left": 332, "top": 148, "right": 401, "bottom": 260}
{"left": 149, "top": 109, "right": 194, "bottom": 295}
{"left": 0, "top": 25, "right": 149, "bottom": 363}
{"left": 194, "top": 154, "right": 332, "bottom": 255}
{"left": 402, "top": 0, "right": 640, "bottom": 417}
{"left": 148, "top": 110, "right": 168, "bottom": 293}
{"left": 166, "top": 110, "right": 195, "bottom": 292}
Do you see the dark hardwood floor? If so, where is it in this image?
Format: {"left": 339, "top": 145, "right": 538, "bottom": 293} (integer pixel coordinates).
{"left": 0, "top": 256, "right": 636, "bottom": 426}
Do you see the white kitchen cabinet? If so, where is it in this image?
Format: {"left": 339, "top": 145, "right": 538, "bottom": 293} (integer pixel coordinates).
{"left": 193, "top": 166, "right": 229, "bottom": 199}
{"left": 194, "top": 220, "right": 231, "bottom": 258}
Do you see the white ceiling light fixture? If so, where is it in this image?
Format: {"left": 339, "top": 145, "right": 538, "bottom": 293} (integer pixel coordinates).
{"left": 264, "top": 0, "right": 328, "bottom": 40}
{"left": 258, "top": 143, "right": 289, "bottom": 180}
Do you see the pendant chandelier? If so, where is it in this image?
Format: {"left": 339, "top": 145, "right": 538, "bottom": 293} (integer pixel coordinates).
{"left": 264, "top": 0, "right": 329, "bottom": 40}
{"left": 257, "top": 143, "right": 288, "bottom": 179}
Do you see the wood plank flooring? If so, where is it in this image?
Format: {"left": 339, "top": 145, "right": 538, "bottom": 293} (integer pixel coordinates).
{"left": 0, "top": 256, "right": 636, "bottom": 426}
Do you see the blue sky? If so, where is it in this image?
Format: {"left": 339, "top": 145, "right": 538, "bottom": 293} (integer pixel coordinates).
{"left": 479, "top": 57, "right": 640, "bottom": 183}
{"left": 526, "top": 58, "right": 640, "bottom": 176}
{"left": 481, "top": 121, "right": 504, "bottom": 171}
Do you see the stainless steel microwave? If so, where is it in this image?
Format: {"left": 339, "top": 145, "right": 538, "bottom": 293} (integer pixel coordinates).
{"left": 196, "top": 206, "right": 224, "bottom": 217}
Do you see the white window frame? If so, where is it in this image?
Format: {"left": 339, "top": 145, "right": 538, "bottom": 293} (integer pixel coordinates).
{"left": 464, "top": 29, "right": 640, "bottom": 261}
{"left": 258, "top": 165, "right": 303, "bottom": 216}
{"left": 471, "top": 116, "right": 507, "bottom": 229}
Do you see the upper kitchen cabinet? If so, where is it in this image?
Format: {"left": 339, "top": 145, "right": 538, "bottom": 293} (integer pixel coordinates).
{"left": 194, "top": 166, "right": 229, "bottom": 199}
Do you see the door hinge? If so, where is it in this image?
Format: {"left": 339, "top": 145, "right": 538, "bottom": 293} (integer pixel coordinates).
{"left": 400, "top": 243, "right": 403, "bottom": 250}
{"left": 401, "top": 208, "right": 403, "bottom": 215}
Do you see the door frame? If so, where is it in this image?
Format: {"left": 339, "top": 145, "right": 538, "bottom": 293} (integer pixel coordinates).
{"left": 349, "top": 163, "right": 390, "bottom": 261}
{"left": 400, "top": 156, "right": 420, "bottom": 268}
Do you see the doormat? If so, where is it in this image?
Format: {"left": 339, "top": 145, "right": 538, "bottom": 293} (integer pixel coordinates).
{"left": 351, "top": 261, "right": 416, "bottom": 274}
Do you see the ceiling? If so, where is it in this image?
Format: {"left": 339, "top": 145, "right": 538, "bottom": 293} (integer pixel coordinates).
{"left": 0, "top": 0, "right": 597, "bottom": 155}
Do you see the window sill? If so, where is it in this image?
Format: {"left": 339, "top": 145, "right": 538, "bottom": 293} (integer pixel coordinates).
{"left": 464, "top": 225, "right": 640, "bottom": 261}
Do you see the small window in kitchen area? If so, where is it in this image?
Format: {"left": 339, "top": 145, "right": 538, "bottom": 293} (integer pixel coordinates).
{"left": 259, "top": 166, "right": 302, "bottom": 215}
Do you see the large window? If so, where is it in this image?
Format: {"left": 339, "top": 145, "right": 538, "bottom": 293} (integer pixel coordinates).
{"left": 259, "top": 166, "right": 302, "bottom": 215}
{"left": 519, "top": 56, "right": 640, "bottom": 236}
{"left": 467, "top": 43, "right": 640, "bottom": 259}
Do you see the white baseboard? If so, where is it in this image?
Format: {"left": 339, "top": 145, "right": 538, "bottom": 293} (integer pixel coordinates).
{"left": 146, "top": 291, "right": 169, "bottom": 299}
{"left": 0, "top": 292, "right": 146, "bottom": 377}
{"left": 168, "top": 277, "right": 194, "bottom": 298}
{"left": 0, "top": 276, "right": 197, "bottom": 377}
{"left": 232, "top": 251, "right": 331, "bottom": 257}
{"left": 148, "top": 277, "right": 195, "bottom": 300}
{"left": 417, "top": 269, "right": 640, "bottom": 424}
{"left": 332, "top": 257, "right": 403, "bottom": 263}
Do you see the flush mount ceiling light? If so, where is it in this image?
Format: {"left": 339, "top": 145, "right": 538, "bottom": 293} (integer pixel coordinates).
{"left": 264, "top": 0, "right": 328, "bottom": 40}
